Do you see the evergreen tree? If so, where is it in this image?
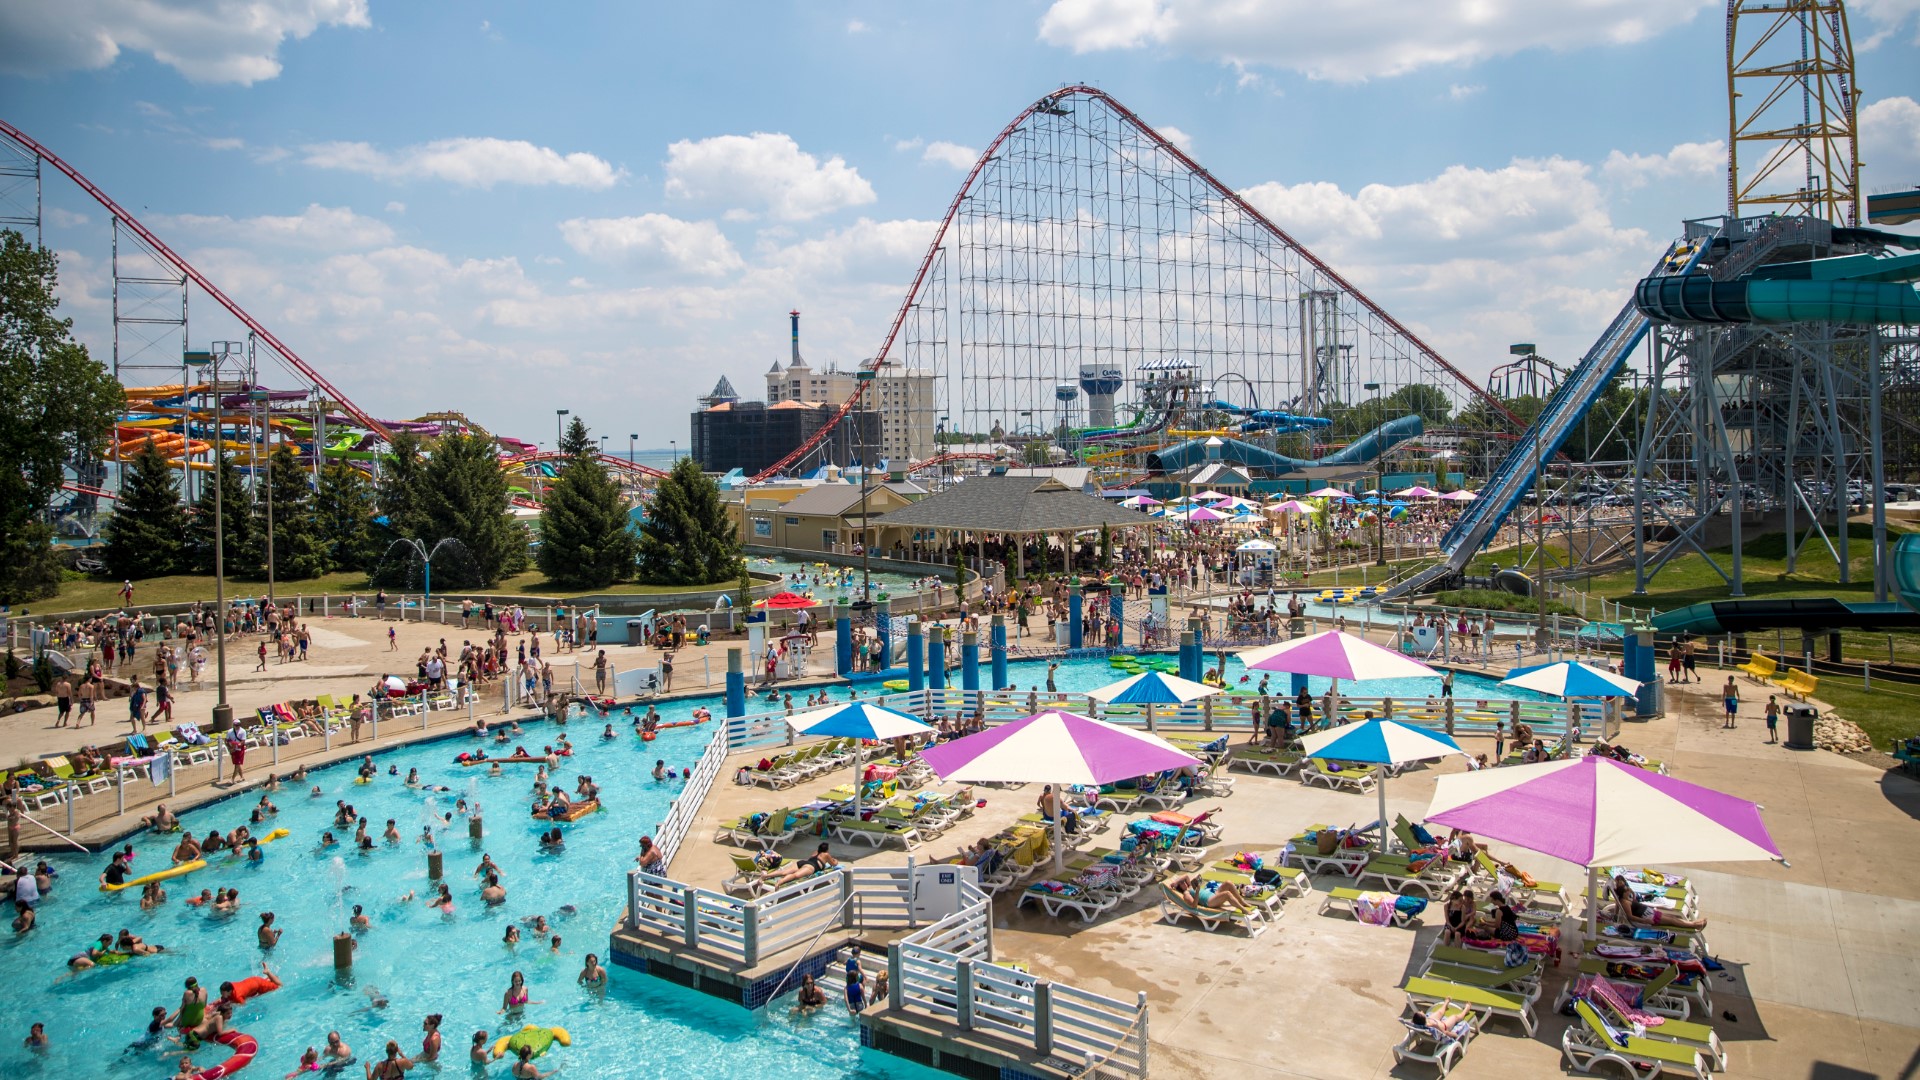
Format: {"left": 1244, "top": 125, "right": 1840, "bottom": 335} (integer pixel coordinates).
{"left": 421, "top": 432, "right": 526, "bottom": 586}
{"left": 0, "top": 230, "right": 123, "bottom": 603}
{"left": 536, "top": 425, "right": 637, "bottom": 588}
{"left": 185, "top": 452, "right": 257, "bottom": 576}
{"left": 377, "top": 431, "right": 431, "bottom": 542}
{"left": 253, "top": 445, "right": 327, "bottom": 580}
{"left": 315, "top": 462, "right": 380, "bottom": 571}
{"left": 636, "top": 457, "right": 742, "bottom": 585}
{"left": 558, "top": 415, "right": 594, "bottom": 458}
{"left": 102, "top": 437, "right": 186, "bottom": 579}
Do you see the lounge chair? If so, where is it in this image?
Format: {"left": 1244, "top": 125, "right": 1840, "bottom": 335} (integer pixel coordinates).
{"left": 1561, "top": 1000, "right": 1709, "bottom": 1080}
{"left": 1422, "top": 957, "right": 1543, "bottom": 1002}
{"left": 1393, "top": 1006, "right": 1479, "bottom": 1077}
{"left": 1156, "top": 881, "right": 1264, "bottom": 936}
{"left": 1471, "top": 851, "right": 1572, "bottom": 911}
{"left": 1227, "top": 746, "right": 1302, "bottom": 777}
{"left": 1567, "top": 958, "right": 1706, "bottom": 1018}
{"left": 721, "top": 853, "right": 780, "bottom": 897}
{"left": 830, "top": 814, "right": 920, "bottom": 850}
{"left": 1301, "top": 757, "right": 1378, "bottom": 793}
{"left": 1211, "top": 858, "right": 1309, "bottom": 902}
{"left": 1320, "top": 887, "right": 1417, "bottom": 928}
{"left": 714, "top": 807, "right": 798, "bottom": 847}
{"left": 1581, "top": 975, "right": 1727, "bottom": 1069}
{"left": 1019, "top": 872, "right": 1120, "bottom": 924}
{"left": 1403, "top": 975, "right": 1537, "bottom": 1036}
{"left": 1287, "top": 823, "right": 1374, "bottom": 877}
{"left": 1354, "top": 855, "right": 1466, "bottom": 900}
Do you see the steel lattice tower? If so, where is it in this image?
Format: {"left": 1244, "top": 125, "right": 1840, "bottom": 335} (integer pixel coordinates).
{"left": 1728, "top": 0, "right": 1860, "bottom": 225}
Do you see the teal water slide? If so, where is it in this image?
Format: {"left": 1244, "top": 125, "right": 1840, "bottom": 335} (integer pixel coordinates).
{"left": 1648, "top": 526, "right": 1920, "bottom": 636}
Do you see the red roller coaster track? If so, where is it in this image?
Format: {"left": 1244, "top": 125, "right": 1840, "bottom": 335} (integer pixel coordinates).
{"left": 0, "top": 119, "right": 392, "bottom": 441}
{"left": 747, "top": 85, "right": 1516, "bottom": 484}
{"left": 502, "top": 449, "right": 671, "bottom": 481}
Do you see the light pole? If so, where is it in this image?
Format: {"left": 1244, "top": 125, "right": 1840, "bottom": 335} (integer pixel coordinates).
{"left": 629, "top": 433, "right": 637, "bottom": 463}
{"left": 1365, "top": 382, "right": 1387, "bottom": 566}
{"left": 669, "top": 440, "right": 677, "bottom": 466}
{"left": 1513, "top": 345, "right": 1550, "bottom": 649}
{"left": 252, "top": 386, "right": 276, "bottom": 605}
{"left": 187, "top": 343, "right": 242, "bottom": 732}
{"left": 856, "top": 369, "right": 877, "bottom": 601}
{"left": 556, "top": 409, "right": 570, "bottom": 451}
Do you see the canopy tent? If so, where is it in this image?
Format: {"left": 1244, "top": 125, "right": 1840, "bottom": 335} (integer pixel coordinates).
{"left": 758, "top": 591, "right": 818, "bottom": 610}
{"left": 787, "top": 702, "right": 934, "bottom": 817}
{"left": 1120, "top": 495, "right": 1162, "bottom": 508}
{"left": 1427, "top": 755, "right": 1785, "bottom": 933}
{"left": 1235, "top": 538, "right": 1278, "bottom": 551}
{"left": 1299, "top": 719, "right": 1467, "bottom": 851}
{"left": 919, "top": 710, "right": 1198, "bottom": 870}
{"left": 1265, "top": 499, "right": 1315, "bottom": 514}
{"left": 1086, "top": 670, "right": 1225, "bottom": 732}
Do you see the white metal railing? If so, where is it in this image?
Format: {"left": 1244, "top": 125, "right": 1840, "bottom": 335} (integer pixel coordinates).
{"left": 650, "top": 705, "right": 733, "bottom": 868}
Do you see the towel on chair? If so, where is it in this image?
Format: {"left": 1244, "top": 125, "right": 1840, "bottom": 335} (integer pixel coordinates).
{"left": 1353, "top": 891, "right": 1398, "bottom": 925}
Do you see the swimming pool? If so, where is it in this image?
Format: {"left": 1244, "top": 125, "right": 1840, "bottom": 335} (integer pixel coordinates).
{"left": 754, "top": 557, "right": 939, "bottom": 601}
{"left": 1012, "top": 653, "right": 1552, "bottom": 703}
{"left": 0, "top": 697, "right": 947, "bottom": 1080}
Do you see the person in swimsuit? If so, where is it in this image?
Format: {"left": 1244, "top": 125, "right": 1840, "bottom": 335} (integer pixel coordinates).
{"left": 498, "top": 970, "right": 539, "bottom": 1015}
{"left": 220, "top": 962, "right": 281, "bottom": 1006}
{"left": 366, "top": 1039, "right": 412, "bottom": 1080}
{"left": 418, "top": 1014, "right": 442, "bottom": 1062}
{"left": 1441, "top": 888, "right": 1472, "bottom": 946}
{"left": 793, "top": 973, "right": 827, "bottom": 1015}
{"left": 768, "top": 842, "right": 836, "bottom": 888}
{"left": 168, "top": 976, "right": 208, "bottom": 1033}
{"left": 843, "top": 956, "right": 867, "bottom": 1013}
{"left": 577, "top": 953, "right": 606, "bottom": 988}
{"left": 511, "top": 1043, "right": 558, "bottom": 1080}
{"left": 1611, "top": 874, "right": 1708, "bottom": 930}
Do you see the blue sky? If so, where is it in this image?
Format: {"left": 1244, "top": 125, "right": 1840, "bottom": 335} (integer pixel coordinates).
{"left": 3, "top": 1, "right": 1917, "bottom": 448}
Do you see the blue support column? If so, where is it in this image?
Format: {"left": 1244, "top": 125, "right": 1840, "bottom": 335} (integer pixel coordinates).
{"left": 906, "top": 619, "right": 925, "bottom": 692}
{"left": 1109, "top": 591, "right": 1125, "bottom": 649}
{"left": 875, "top": 598, "right": 893, "bottom": 669}
{"left": 990, "top": 615, "right": 1009, "bottom": 691}
{"left": 725, "top": 647, "right": 746, "bottom": 718}
{"left": 1179, "top": 631, "right": 1200, "bottom": 682}
{"left": 834, "top": 604, "right": 852, "bottom": 677}
{"left": 1069, "top": 587, "right": 1084, "bottom": 650}
{"left": 1290, "top": 673, "right": 1311, "bottom": 696}
{"left": 928, "top": 626, "right": 947, "bottom": 691}
{"left": 961, "top": 630, "right": 980, "bottom": 691}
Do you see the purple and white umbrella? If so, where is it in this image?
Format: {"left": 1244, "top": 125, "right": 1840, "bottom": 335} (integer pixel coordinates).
{"left": 1438, "top": 489, "right": 1477, "bottom": 501}
{"left": 1239, "top": 630, "right": 1436, "bottom": 682}
{"left": 1392, "top": 485, "right": 1440, "bottom": 499}
{"left": 919, "top": 710, "right": 1199, "bottom": 870}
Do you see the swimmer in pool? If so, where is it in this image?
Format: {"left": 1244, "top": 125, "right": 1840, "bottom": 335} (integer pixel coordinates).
{"left": 498, "top": 970, "right": 540, "bottom": 1015}
{"left": 601, "top": 724, "right": 616, "bottom": 740}
{"left": 651, "top": 760, "right": 667, "bottom": 781}
{"left": 578, "top": 953, "right": 606, "bottom": 988}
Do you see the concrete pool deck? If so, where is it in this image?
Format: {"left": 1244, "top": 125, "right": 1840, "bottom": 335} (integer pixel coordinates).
{"left": 671, "top": 668, "right": 1920, "bottom": 1079}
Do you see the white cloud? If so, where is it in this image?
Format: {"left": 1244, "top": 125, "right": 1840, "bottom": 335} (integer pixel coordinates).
{"left": 302, "top": 137, "right": 624, "bottom": 190}
{"left": 1600, "top": 140, "right": 1725, "bottom": 188}
{"left": 384, "top": 200, "right": 407, "bottom": 214}
{"left": 202, "top": 136, "right": 246, "bottom": 151}
{"left": 847, "top": 18, "right": 869, "bottom": 33}
{"left": 47, "top": 208, "right": 91, "bottom": 228}
{"left": 1863, "top": 96, "right": 1920, "bottom": 187}
{"left": 664, "top": 133, "right": 875, "bottom": 221}
{"left": 922, "top": 141, "right": 979, "bottom": 170}
{"left": 1447, "top": 84, "right": 1483, "bottom": 101}
{"left": 1157, "top": 125, "right": 1194, "bottom": 153}
{"left": 892, "top": 137, "right": 924, "bottom": 152}
{"left": 150, "top": 204, "right": 396, "bottom": 250}
{"left": 762, "top": 217, "right": 940, "bottom": 280}
{"left": 1037, "top": 0, "right": 1714, "bottom": 81}
{"left": 253, "top": 146, "right": 292, "bottom": 164}
{"left": 0, "top": 0, "right": 370, "bottom": 84}
{"left": 558, "top": 214, "right": 745, "bottom": 277}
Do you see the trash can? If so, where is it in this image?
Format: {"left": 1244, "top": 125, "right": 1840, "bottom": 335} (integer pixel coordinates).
{"left": 1783, "top": 704, "right": 1818, "bottom": 751}
{"left": 625, "top": 620, "right": 645, "bottom": 646}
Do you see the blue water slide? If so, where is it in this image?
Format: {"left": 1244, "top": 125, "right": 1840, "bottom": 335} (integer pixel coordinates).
{"left": 1145, "top": 415, "right": 1423, "bottom": 474}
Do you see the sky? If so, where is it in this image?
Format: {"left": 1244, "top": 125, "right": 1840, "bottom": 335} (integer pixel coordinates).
{"left": 3, "top": 0, "right": 1918, "bottom": 451}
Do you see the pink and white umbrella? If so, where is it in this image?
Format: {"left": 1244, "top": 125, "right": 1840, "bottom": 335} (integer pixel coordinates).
{"left": 1305, "top": 487, "right": 1353, "bottom": 500}
{"left": 1189, "top": 490, "right": 1230, "bottom": 502}
{"left": 1182, "top": 506, "right": 1228, "bottom": 522}
{"left": 919, "top": 710, "right": 1199, "bottom": 870}
{"left": 1438, "top": 489, "right": 1477, "bottom": 501}
{"left": 1264, "top": 499, "right": 1316, "bottom": 515}
{"left": 1392, "top": 485, "right": 1439, "bottom": 499}
{"left": 1239, "top": 630, "right": 1436, "bottom": 682}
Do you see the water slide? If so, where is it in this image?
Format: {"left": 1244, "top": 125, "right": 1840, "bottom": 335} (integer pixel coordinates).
{"left": 1145, "top": 415, "right": 1423, "bottom": 474}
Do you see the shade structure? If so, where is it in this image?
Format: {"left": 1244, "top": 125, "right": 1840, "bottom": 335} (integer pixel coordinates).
{"left": 1427, "top": 755, "right": 1784, "bottom": 933}
{"left": 758, "top": 591, "right": 818, "bottom": 609}
{"left": 1438, "top": 489, "right": 1477, "bottom": 501}
{"left": 788, "top": 702, "right": 933, "bottom": 818}
{"left": 1210, "top": 496, "right": 1259, "bottom": 511}
{"left": 1086, "top": 671, "right": 1224, "bottom": 729}
{"left": 1299, "top": 718, "right": 1466, "bottom": 851}
{"left": 1120, "top": 495, "right": 1162, "bottom": 508}
{"left": 1240, "top": 630, "right": 1436, "bottom": 682}
{"left": 1305, "top": 487, "right": 1353, "bottom": 499}
{"left": 919, "top": 710, "right": 1200, "bottom": 871}
{"left": 1393, "top": 485, "right": 1439, "bottom": 498}
{"left": 1501, "top": 661, "right": 1641, "bottom": 699}
{"left": 1189, "top": 490, "right": 1229, "bottom": 501}
{"left": 1265, "top": 499, "right": 1315, "bottom": 514}
{"left": 1183, "top": 507, "right": 1228, "bottom": 522}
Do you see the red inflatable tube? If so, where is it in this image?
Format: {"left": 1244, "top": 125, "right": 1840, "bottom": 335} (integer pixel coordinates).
{"left": 193, "top": 1029, "right": 258, "bottom": 1079}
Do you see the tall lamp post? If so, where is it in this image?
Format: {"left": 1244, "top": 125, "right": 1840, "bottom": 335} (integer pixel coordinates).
{"left": 1365, "top": 382, "right": 1387, "bottom": 566}
{"left": 855, "top": 369, "right": 878, "bottom": 602}
{"left": 252, "top": 385, "right": 276, "bottom": 605}
{"left": 1512, "top": 344, "right": 1550, "bottom": 649}
{"left": 186, "top": 343, "right": 243, "bottom": 732}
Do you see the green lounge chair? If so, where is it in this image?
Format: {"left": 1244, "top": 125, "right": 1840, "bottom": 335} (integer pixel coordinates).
{"left": 1321, "top": 886, "right": 1416, "bottom": 928}
{"left": 830, "top": 813, "right": 920, "bottom": 850}
{"left": 1156, "top": 881, "right": 1264, "bottom": 936}
{"left": 1403, "top": 975, "right": 1537, "bottom": 1036}
{"left": 1561, "top": 999, "right": 1708, "bottom": 1079}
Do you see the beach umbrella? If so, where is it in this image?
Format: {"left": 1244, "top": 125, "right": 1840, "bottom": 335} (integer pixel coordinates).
{"left": 1427, "top": 755, "right": 1784, "bottom": 934}
{"left": 1120, "top": 495, "right": 1162, "bottom": 508}
{"left": 758, "top": 591, "right": 818, "bottom": 610}
{"left": 1305, "top": 487, "right": 1353, "bottom": 500}
{"left": 919, "top": 710, "right": 1199, "bottom": 870}
{"left": 1299, "top": 718, "right": 1466, "bottom": 851}
{"left": 1184, "top": 507, "right": 1227, "bottom": 522}
{"left": 1500, "top": 660, "right": 1641, "bottom": 699}
{"left": 1240, "top": 630, "right": 1436, "bottom": 683}
{"left": 1190, "top": 490, "right": 1229, "bottom": 501}
{"left": 788, "top": 701, "right": 933, "bottom": 818}
{"left": 1085, "top": 670, "right": 1225, "bottom": 733}
{"left": 1438, "top": 489, "right": 1477, "bottom": 501}
{"left": 383, "top": 675, "right": 408, "bottom": 692}
{"left": 1359, "top": 494, "right": 1383, "bottom": 505}
{"left": 1393, "top": 485, "right": 1439, "bottom": 498}
{"left": 1265, "top": 499, "right": 1315, "bottom": 514}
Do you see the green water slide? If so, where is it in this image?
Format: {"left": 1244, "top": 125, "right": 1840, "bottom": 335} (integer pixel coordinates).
{"left": 1635, "top": 247, "right": 1920, "bottom": 326}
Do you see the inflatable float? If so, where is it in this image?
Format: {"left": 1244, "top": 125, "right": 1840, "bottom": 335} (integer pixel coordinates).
{"left": 639, "top": 731, "right": 657, "bottom": 742}
{"left": 530, "top": 799, "right": 600, "bottom": 823}
{"left": 102, "top": 858, "right": 206, "bottom": 892}
{"left": 492, "top": 1025, "right": 570, "bottom": 1060}
{"left": 223, "top": 972, "right": 282, "bottom": 1004}
{"left": 653, "top": 713, "right": 711, "bottom": 730}
{"left": 190, "top": 1028, "right": 258, "bottom": 1080}
{"left": 882, "top": 679, "right": 909, "bottom": 692}
{"left": 457, "top": 754, "right": 543, "bottom": 766}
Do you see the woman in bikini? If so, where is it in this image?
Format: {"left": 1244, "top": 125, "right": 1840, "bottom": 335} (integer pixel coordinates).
{"left": 768, "top": 842, "right": 837, "bottom": 888}
{"left": 1611, "top": 874, "right": 1708, "bottom": 930}
{"left": 498, "top": 971, "right": 540, "bottom": 1016}
{"left": 365, "top": 1039, "right": 412, "bottom": 1080}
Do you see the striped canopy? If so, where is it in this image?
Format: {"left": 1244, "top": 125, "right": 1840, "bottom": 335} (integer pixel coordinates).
{"left": 1501, "top": 661, "right": 1641, "bottom": 699}
{"left": 917, "top": 709, "right": 1197, "bottom": 786}
{"left": 787, "top": 701, "right": 933, "bottom": 740}
{"left": 1086, "top": 671, "right": 1224, "bottom": 705}
{"left": 1298, "top": 718, "right": 1465, "bottom": 766}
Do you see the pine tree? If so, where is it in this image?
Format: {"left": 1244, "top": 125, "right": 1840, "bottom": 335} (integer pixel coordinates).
{"left": 253, "top": 445, "right": 327, "bottom": 580}
{"left": 315, "top": 462, "right": 379, "bottom": 572}
{"left": 377, "top": 431, "right": 431, "bottom": 542}
{"left": 102, "top": 437, "right": 186, "bottom": 579}
{"left": 421, "top": 432, "right": 527, "bottom": 586}
{"left": 185, "top": 452, "right": 256, "bottom": 576}
{"left": 537, "top": 424, "right": 637, "bottom": 588}
{"left": 558, "top": 416, "right": 594, "bottom": 458}
{"left": 636, "top": 457, "right": 742, "bottom": 585}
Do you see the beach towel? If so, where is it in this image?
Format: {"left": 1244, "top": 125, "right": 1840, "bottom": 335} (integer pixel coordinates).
{"left": 149, "top": 754, "right": 170, "bottom": 788}
{"left": 1577, "top": 975, "right": 1665, "bottom": 1029}
{"left": 1353, "top": 891, "right": 1398, "bottom": 926}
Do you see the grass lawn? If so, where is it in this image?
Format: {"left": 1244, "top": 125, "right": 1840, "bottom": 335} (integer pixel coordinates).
{"left": 29, "top": 569, "right": 750, "bottom": 615}
{"left": 1797, "top": 677, "right": 1920, "bottom": 748}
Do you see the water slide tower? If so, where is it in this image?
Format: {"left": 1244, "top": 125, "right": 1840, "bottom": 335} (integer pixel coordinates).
{"left": 1078, "top": 365, "right": 1124, "bottom": 428}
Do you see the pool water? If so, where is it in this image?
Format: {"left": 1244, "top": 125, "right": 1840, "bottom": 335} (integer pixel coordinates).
{"left": 0, "top": 697, "right": 947, "bottom": 1080}
{"left": 756, "top": 557, "right": 939, "bottom": 601}
{"left": 1011, "top": 654, "right": 1551, "bottom": 704}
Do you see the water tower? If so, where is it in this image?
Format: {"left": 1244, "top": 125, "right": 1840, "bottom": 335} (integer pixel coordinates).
{"left": 1053, "top": 382, "right": 1079, "bottom": 432}
{"left": 1078, "top": 364, "right": 1124, "bottom": 428}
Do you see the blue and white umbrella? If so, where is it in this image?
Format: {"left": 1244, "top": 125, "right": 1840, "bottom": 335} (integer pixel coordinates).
{"left": 1298, "top": 718, "right": 1466, "bottom": 851}
{"left": 788, "top": 702, "right": 933, "bottom": 815}
{"left": 1086, "top": 670, "right": 1224, "bottom": 731}
{"left": 1500, "top": 661, "right": 1641, "bottom": 699}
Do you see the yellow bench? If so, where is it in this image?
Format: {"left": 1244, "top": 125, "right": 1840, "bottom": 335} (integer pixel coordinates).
{"left": 1779, "top": 670, "right": 1818, "bottom": 700}
{"left": 1737, "top": 653, "right": 1777, "bottom": 682}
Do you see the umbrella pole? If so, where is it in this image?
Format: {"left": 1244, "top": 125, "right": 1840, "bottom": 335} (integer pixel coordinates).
{"left": 852, "top": 751, "right": 862, "bottom": 822}
{"left": 1587, "top": 865, "right": 1600, "bottom": 941}
{"left": 1378, "top": 778, "right": 1389, "bottom": 854}
{"left": 1053, "top": 784, "right": 1065, "bottom": 873}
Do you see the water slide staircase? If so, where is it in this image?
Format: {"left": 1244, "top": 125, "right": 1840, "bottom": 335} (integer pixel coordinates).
{"left": 1380, "top": 218, "right": 1802, "bottom": 599}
